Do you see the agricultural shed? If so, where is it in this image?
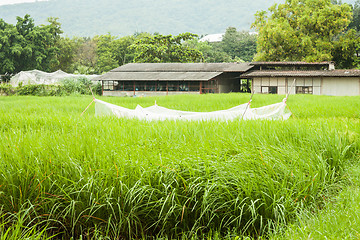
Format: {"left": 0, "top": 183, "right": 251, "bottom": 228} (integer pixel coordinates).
{"left": 240, "top": 62, "right": 360, "bottom": 96}
{"left": 97, "top": 63, "right": 252, "bottom": 97}
{"left": 97, "top": 61, "right": 360, "bottom": 97}
{"left": 10, "top": 70, "right": 100, "bottom": 87}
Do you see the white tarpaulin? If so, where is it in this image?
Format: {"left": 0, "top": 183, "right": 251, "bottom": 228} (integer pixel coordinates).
{"left": 94, "top": 99, "right": 292, "bottom": 121}
{"left": 10, "top": 70, "right": 99, "bottom": 87}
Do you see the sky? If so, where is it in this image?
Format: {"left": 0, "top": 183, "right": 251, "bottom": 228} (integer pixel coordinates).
{"left": 0, "top": 0, "right": 356, "bottom": 6}
{"left": 0, "top": 0, "right": 48, "bottom": 6}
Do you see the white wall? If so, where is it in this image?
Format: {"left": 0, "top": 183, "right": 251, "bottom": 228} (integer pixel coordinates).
{"left": 322, "top": 78, "right": 360, "bottom": 96}
{"left": 253, "top": 77, "right": 360, "bottom": 96}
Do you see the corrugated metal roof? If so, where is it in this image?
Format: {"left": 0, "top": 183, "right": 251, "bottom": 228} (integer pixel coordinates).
{"left": 98, "top": 71, "right": 223, "bottom": 81}
{"left": 241, "top": 70, "right": 360, "bottom": 77}
{"left": 110, "top": 63, "right": 252, "bottom": 73}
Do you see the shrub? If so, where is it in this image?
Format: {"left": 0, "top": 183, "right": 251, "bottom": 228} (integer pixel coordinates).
{"left": 0, "top": 83, "right": 14, "bottom": 95}
{"left": 0, "top": 78, "right": 100, "bottom": 96}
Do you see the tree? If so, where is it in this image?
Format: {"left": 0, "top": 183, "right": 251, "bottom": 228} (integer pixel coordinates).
{"left": 252, "top": 0, "right": 352, "bottom": 62}
{"left": 184, "top": 39, "right": 233, "bottom": 63}
{"left": 95, "top": 33, "right": 140, "bottom": 73}
{"left": 348, "top": 0, "right": 360, "bottom": 31}
{"left": 0, "top": 18, "right": 22, "bottom": 73}
{"left": 94, "top": 34, "right": 119, "bottom": 73}
{"left": 73, "top": 37, "right": 98, "bottom": 74}
{"left": 220, "top": 27, "right": 257, "bottom": 62}
{"left": 54, "top": 37, "right": 82, "bottom": 73}
{"left": 0, "top": 15, "right": 63, "bottom": 74}
{"left": 130, "top": 33, "right": 203, "bottom": 63}
{"left": 332, "top": 29, "right": 360, "bottom": 68}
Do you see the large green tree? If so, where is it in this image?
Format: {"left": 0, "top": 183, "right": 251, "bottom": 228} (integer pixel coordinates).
{"left": 130, "top": 33, "right": 203, "bottom": 63}
{"left": 0, "top": 15, "right": 62, "bottom": 74}
{"left": 184, "top": 39, "right": 233, "bottom": 63}
{"left": 95, "top": 33, "right": 139, "bottom": 73}
{"left": 220, "top": 27, "right": 257, "bottom": 62}
{"left": 252, "top": 0, "right": 352, "bottom": 62}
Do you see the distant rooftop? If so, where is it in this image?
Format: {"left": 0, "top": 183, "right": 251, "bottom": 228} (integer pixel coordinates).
{"left": 199, "top": 33, "right": 224, "bottom": 43}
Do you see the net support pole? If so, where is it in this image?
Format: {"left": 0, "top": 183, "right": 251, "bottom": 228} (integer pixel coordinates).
{"left": 89, "top": 85, "right": 96, "bottom": 101}
{"left": 81, "top": 99, "right": 95, "bottom": 116}
{"left": 285, "top": 79, "right": 296, "bottom": 103}
{"left": 241, "top": 91, "right": 255, "bottom": 120}
{"left": 80, "top": 86, "right": 96, "bottom": 116}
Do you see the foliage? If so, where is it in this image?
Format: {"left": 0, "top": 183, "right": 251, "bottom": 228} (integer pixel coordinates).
{"left": 252, "top": 0, "right": 353, "bottom": 62}
{"left": 53, "top": 37, "right": 82, "bottom": 73}
{"left": 0, "top": 83, "right": 14, "bottom": 95}
{"left": 332, "top": 29, "right": 360, "bottom": 68}
{"left": 0, "top": 15, "right": 62, "bottom": 74}
{"left": 348, "top": 0, "right": 360, "bottom": 30}
{"left": 60, "top": 77, "right": 99, "bottom": 95}
{"left": 0, "top": 79, "right": 101, "bottom": 96}
{"left": 0, "top": 94, "right": 359, "bottom": 239}
{"left": 187, "top": 28, "right": 258, "bottom": 63}
{"left": 130, "top": 33, "right": 204, "bottom": 63}
{"left": 184, "top": 39, "right": 233, "bottom": 63}
{"left": 220, "top": 27, "right": 257, "bottom": 62}
{"left": 271, "top": 167, "right": 360, "bottom": 239}
{"left": 94, "top": 33, "right": 138, "bottom": 73}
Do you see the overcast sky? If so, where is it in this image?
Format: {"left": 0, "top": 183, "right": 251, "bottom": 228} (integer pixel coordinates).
{"left": 0, "top": 0, "right": 48, "bottom": 6}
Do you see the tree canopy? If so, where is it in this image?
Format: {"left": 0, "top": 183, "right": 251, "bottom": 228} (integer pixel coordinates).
{"left": 252, "top": 0, "right": 353, "bottom": 63}
{"left": 130, "top": 33, "right": 204, "bottom": 63}
{"left": 0, "top": 15, "right": 62, "bottom": 74}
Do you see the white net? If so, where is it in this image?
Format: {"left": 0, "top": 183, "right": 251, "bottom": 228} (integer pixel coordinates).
{"left": 10, "top": 70, "right": 99, "bottom": 86}
{"left": 94, "top": 99, "right": 292, "bottom": 121}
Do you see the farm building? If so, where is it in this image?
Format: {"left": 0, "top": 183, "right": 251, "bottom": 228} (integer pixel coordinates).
{"left": 97, "top": 62, "right": 360, "bottom": 96}
{"left": 97, "top": 63, "right": 252, "bottom": 97}
{"left": 242, "top": 62, "right": 360, "bottom": 96}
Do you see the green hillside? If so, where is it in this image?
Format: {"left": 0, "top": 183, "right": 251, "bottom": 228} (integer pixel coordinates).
{"left": 0, "top": 0, "right": 356, "bottom": 37}
{"left": 0, "top": 0, "right": 285, "bottom": 37}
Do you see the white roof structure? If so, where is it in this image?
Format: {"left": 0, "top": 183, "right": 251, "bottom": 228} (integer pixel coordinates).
{"left": 10, "top": 70, "right": 99, "bottom": 87}
{"left": 199, "top": 33, "right": 224, "bottom": 43}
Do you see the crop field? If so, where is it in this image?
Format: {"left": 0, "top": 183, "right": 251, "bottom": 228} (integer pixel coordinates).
{"left": 0, "top": 93, "right": 359, "bottom": 239}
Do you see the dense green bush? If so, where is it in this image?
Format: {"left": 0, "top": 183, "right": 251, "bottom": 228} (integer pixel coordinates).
{"left": 0, "top": 78, "right": 101, "bottom": 96}
{"left": 0, "top": 84, "right": 14, "bottom": 95}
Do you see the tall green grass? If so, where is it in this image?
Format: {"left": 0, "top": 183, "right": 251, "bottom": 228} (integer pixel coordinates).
{"left": 0, "top": 94, "right": 359, "bottom": 239}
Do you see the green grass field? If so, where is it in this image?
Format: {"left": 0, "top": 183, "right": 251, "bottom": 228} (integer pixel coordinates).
{"left": 0, "top": 94, "right": 359, "bottom": 239}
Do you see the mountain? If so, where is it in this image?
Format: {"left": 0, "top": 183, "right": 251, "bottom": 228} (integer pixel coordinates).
{"left": 0, "top": 0, "right": 357, "bottom": 37}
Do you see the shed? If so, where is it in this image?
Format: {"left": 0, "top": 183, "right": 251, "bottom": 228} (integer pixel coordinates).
{"left": 97, "top": 63, "right": 253, "bottom": 97}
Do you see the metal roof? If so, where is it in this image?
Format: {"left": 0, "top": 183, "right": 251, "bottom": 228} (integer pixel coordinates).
{"left": 250, "top": 61, "right": 334, "bottom": 66}
{"left": 98, "top": 71, "right": 223, "bottom": 81}
{"left": 241, "top": 69, "right": 360, "bottom": 78}
{"left": 110, "top": 63, "right": 253, "bottom": 73}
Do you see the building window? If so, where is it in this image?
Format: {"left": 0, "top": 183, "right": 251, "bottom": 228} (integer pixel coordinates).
{"left": 261, "top": 86, "right": 278, "bottom": 94}
{"left": 123, "top": 81, "right": 134, "bottom": 91}
{"left": 168, "top": 81, "right": 179, "bottom": 91}
{"left": 135, "top": 82, "right": 146, "bottom": 91}
{"left": 189, "top": 81, "right": 200, "bottom": 91}
{"left": 103, "top": 81, "right": 115, "bottom": 90}
{"left": 296, "top": 86, "right": 313, "bottom": 94}
{"left": 104, "top": 81, "right": 201, "bottom": 92}
{"left": 157, "top": 82, "right": 167, "bottom": 91}
{"left": 202, "top": 80, "right": 218, "bottom": 93}
{"left": 146, "top": 82, "right": 157, "bottom": 91}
